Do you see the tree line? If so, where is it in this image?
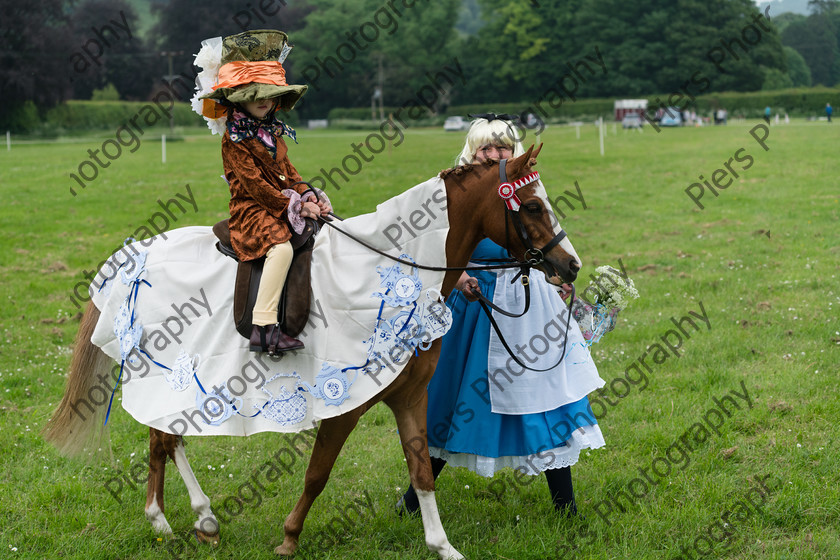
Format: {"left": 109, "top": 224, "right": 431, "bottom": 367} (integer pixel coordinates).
{"left": 1, "top": 0, "right": 837, "bottom": 131}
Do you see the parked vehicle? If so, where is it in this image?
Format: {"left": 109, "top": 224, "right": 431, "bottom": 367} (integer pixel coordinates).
{"left": 621, "top": 114, "right": 642, "bottom": 128}
{"left": 659, "top": 108, "right": 683, "bottom": 127}
{"left": 443, "top": 116, "right": 470, "bottom": 131}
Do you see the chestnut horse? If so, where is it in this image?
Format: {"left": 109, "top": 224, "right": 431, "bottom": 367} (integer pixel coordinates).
{"left": 44, "top": 145, "right": 580, "bottom": 559}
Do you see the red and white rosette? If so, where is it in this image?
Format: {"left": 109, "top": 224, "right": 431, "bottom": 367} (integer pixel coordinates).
{"left": 498, "top": 171, "right": 540, "bottom": 211}
{"left": 498, "top": 182, "right": 520, "bottom": 210}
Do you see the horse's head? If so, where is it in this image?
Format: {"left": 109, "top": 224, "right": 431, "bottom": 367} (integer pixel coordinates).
{"left": 443, "top": 144, "right": 581, "bottom": 284}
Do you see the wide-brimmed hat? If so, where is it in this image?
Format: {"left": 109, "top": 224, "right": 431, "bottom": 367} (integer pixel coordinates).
{"left": 198, "top": 30, "right": 307, "bottom": 113}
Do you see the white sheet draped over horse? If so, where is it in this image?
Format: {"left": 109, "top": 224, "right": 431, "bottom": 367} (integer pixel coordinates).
{"left": 89, "top": 177, "right": 453, "bottom": 436}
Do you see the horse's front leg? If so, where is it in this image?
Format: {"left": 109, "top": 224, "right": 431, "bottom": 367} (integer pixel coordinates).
{"left": 391, "top": 392, "right": 464, "bottom": 560}
{"left": 276, "top": 409, "right": 364, "bottom": 556}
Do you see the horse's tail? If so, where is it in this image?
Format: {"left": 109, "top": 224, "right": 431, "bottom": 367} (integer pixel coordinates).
{"left": 43, "top": 301, "right": 113, "bottom": 457}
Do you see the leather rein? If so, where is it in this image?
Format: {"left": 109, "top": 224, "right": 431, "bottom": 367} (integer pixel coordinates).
{"left": 294, "top": 162, "right": 575, "bottom": 372}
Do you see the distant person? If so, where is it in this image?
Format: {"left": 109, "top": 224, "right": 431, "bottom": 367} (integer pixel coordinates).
{"left": 827, "top": 103, "right": 833, "bottom": 123}
{"left": 764, "top": 106, "right": 771, "bottom": 124}
{"left": 523, "top": 111, "right": 539, "bottom": 129}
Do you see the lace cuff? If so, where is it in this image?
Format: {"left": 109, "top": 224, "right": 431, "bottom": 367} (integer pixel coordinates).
{"left": 282, "top": 189, "right": 305, "bottom": 234}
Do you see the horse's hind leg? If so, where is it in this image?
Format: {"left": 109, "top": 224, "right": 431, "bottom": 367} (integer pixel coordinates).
{"left": 276, "top": 410, "right": 363, "bottom": 556}
{"left": 146, "top": 429, "right": 219, "bottom": 544}
{"left": 145, "top": 428, "right": 173, "bottom": 535}
{"left": 171, "top": 438, "right": 220, "bottom": 544}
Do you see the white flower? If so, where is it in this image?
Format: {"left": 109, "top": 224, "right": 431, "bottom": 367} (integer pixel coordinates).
{"left": 190, "top": 92, "right": 204, "bottom": 114}
{"left": 206, "top": 117, "right": 228, "bottom": 136}
{"left": 586, "top": 265, "right": 640, "bottom": 310}
{"left": 194, "top": 37, "right": 223, "bottom": 74}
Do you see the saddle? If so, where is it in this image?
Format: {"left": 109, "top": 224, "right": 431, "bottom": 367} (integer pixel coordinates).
{"left": 212, "top": 219, "right": 319, "bottom": 340}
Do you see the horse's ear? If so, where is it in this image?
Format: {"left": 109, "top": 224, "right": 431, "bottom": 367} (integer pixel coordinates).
{"left": 512, "top": 145, "right": 534, "bottom": 177}
{"left": 527, "top": 143, "right": 544, "bottom": 167}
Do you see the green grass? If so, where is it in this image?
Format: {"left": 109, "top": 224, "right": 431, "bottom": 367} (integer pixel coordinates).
{"left": 1, "top": 120, "right": 838, "bottom": 559}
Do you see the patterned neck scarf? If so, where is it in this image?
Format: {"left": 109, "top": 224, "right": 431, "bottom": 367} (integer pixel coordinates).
{"left": 226, "top": 110, "right": 298, "bottom": 147}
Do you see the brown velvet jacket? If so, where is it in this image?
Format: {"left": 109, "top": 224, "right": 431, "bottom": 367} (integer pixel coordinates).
{"left": 222, "top": 131, "right": 308, "bottom": 261}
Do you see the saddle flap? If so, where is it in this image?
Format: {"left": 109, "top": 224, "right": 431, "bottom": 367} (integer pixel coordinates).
{"left": 213, "top": 220, "right": 238, "bottom": 261}
{"left": 212, "top": 219, "right": 232, "bottom": 247}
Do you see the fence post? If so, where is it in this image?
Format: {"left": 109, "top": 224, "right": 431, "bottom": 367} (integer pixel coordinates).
{"left": 599, "top": 118, "right": 605, "bottom": 157}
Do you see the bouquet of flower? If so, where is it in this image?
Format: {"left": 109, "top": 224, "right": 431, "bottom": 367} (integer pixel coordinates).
{"left": 571, "top": 265, "right": 639, "bottom": 343}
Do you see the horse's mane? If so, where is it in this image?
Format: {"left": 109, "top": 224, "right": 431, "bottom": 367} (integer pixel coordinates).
{"left": 438, "top": 159, "right": 495, "bottom": 181}
{"left": 438, "top": 156, "right": 537, "bottom": 182}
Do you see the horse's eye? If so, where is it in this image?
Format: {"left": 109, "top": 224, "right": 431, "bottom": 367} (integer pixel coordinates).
{"left": 522, "top": 203, "right": 542, "bottom": 214}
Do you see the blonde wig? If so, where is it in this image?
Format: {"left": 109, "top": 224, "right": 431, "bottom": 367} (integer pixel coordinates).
{"left": 455, "top": 117, "right": 526, "bottom": 166}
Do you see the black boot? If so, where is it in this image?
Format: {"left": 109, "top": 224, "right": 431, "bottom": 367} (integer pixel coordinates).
{"left": 249, "top": 324, "right": 304, "bottom": 356}
{"left": 545, "top": 466, "right": 578, "bottom": 516}
{"left": 397, "top": 457, "right": 448, "bottom": 517}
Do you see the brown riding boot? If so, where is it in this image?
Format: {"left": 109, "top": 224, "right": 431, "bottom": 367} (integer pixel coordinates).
{"left": 249, "top": 324, "right": 304, "bottom": 356}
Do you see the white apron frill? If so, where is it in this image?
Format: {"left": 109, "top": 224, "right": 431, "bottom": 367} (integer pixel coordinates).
{"left": 430, "top": 424, "right": 605, "bottom": 477}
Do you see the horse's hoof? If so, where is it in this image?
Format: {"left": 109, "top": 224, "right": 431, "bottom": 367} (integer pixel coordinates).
{"left": 193, "top": 529, "right": 220, "bottom": 546}
{"left": 275, "top": 538, "right": 298, "bottom": 556}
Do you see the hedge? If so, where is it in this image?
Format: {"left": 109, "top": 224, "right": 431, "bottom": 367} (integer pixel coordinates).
{"left": 327, "top": 87, "right": 840, "bottom": 124}
{"left": 689, "top": 87, "right": 839, "bottom": 118}
{"left": 18, "top": 86, "right": 839, "bottom": 136}
{"left": 13, "top": 100, "right": 302, "bottom": 135}
{"left": 42, "top": 101, "right": 203, "bottom": 133}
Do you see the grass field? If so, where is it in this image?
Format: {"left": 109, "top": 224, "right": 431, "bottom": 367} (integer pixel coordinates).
{"left": 0, "top": 119, "right": 838, "bottom": 560}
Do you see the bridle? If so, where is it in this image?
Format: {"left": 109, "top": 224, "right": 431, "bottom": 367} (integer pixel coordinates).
{"left": 297, "top": 160, "right": 570, "bottom": 279}
{"left": 495, "top": 158, "right": 570, "bottom": 282}
{"left": 472, "top": 159, "right": 576, "bottom": 371}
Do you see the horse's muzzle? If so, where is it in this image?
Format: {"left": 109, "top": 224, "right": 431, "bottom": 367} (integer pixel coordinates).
{"left": 544, "top": 256, "right": 578, "bottom": 285}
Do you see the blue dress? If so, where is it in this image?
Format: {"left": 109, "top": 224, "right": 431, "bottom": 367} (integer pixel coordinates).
{"left": 425, "top": 239, "right": 605, "bottom": 476}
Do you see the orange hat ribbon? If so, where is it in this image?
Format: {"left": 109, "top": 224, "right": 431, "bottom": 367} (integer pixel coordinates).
{"left": 213, "top": 61, "right": 288, "bottom": 91}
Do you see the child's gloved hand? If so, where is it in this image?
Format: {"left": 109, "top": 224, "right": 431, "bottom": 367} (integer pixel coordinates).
{"left": 315, "top": 199, "right": 332, "bottom": 215}
{"left": 301, "top": 201, "right": 321, "bottom": 218}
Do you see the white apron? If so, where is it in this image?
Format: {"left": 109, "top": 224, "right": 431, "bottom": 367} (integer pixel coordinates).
{"left": 487, "top": 269, "right": 605, "bottom": 414}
